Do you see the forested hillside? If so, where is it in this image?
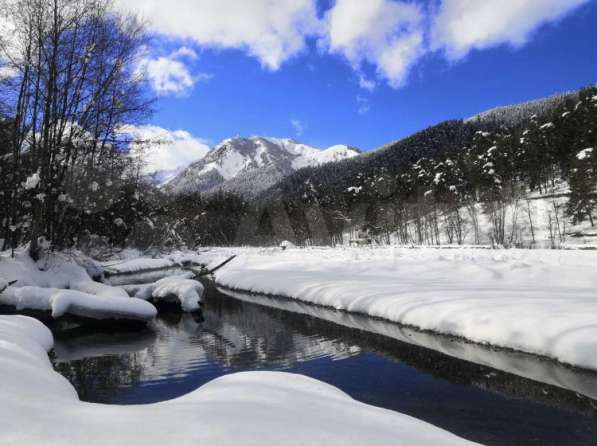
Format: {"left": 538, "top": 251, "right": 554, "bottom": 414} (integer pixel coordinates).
{"left": 171, "top": 86, "right": 595, "bottom": 248}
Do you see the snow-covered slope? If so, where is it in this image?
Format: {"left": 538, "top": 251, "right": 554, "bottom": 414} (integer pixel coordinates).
{"left": 164, "top": 137, "right": 360, "bottom": 196}
{"left": 465, "top": 91, "right": 577, "bottom": 126}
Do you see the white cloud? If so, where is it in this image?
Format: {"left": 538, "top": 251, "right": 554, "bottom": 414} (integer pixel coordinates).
{"left": 170, "top": 46, "right": 199, "bottom": 60}
{"left": 138, "top": 46, "right": 211, "bottom": 96}
{"left": 121, "top": 124, "right": 210, "bottom": 174}
{"left": 323, "top": 0, "right": 425, "bottom": 88}
{"left": 432, "top": 0, "right": 591, "bottom": 59}
{"left": 117, "top": 0, "right": 590, "bottom": 91}
{"left": 358, "top": 74, "right": 376, "bottom": 92}
{"left": 137, "top": 46, "right": 211, "bottom": 96}
{"left": 356, "top": 95, "right": 370, "bottom": 115}
{"left": 291, "top": 118, "right": 307, "bottom": 137}
{"left": 140, "top": 57, "right": 196, "bottom": 96}
{"left": 116, "top": 0, "right": 321, "bottom": 70}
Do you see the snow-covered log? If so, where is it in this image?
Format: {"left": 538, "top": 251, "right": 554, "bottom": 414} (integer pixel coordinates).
{"left": 0, "top": 286, "right": 156, "bottom": 322}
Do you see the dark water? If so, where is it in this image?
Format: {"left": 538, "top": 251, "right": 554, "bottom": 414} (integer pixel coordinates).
{"left": 52, "top": 279, "right": 597, "bottom": 446}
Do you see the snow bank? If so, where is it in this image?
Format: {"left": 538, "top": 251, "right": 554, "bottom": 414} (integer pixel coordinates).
{"left": 206, "top": 247, "right": 597, "bottom": 371}
{"left": 0, "top": 316, "right": 477, "bottom": 446}
{"left": 134, "top": 273, "right": 204, "bottom": 312}
{"left": 103, "top": 257, "right": 176, "bottom": 275}
{"left": 103, "top": 251, "right": 205, "bottom": 275}
{"left": 0, "top": 286, "right": 156, "bottom": 321}
{"left": 223, "top": 289, "right": 597, "bottom": 401}
{"left": 0, "top": 250, "right": 157, "bottom": 322}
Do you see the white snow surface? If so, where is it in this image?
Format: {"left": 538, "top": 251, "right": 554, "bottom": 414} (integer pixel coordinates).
{"left": 203, "top": 247, "right": 597, "bottom": 371}
{"left": 195, "top": 137, "right": 357, "bottom": 180}
{"left": 165, "top": 136, "right": 359, "bottom": 197}
{"left": 103, "top": 251, "right": 205, "bottom": 275}
{"left": 0, "top": 316, "right": 477, "bottom": 446}
{"left": 1, "top": 286, "right": 156, "bottom": 321}
{"left": 134, "top": 273, "right": 204, "bottom": 312}
{"left": 0, "top": 251, "right": 157, "bottom": 322}
{"left": 577, "top": 147, "right": 594, "bottom": 160}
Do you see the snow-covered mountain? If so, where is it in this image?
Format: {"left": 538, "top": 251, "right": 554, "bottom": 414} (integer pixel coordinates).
{"left": 163, "top": 137, "right": 360, "bottom": 196}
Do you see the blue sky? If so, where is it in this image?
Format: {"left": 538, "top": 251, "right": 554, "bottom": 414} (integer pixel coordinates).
{"left": 116, "top": 0, "right": 597, "bottom": 172}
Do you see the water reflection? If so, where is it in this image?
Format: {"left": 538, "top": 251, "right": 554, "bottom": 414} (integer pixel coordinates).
{"left": 53, "top": 286, "right": 597, "bottom": 446}
{"left": 221, "top": 289, "right": 597, "bottom": 403}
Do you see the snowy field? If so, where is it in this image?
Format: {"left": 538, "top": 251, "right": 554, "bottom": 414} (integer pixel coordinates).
{"left": 0, "top": 315, "right": 477, "bottom": 446}
{"left": 201, "top": 246, "right": 597, "bottom": 371}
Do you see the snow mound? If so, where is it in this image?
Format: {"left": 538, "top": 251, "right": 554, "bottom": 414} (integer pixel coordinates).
{"left": 103, "top": 251, "right": 204, "bottom": 275}
{"left": 280, "top": 240, "right": 296, "bottom": 250}
{"left": 0, "top": 250, "right": 157, "bottom": 322}
{"left": 103, "top": 257, "right": 177, "bottom": 275}
{"left": 135, "top": 273, "right": 204, "bottom": 312}
{"left": 0, "top": 285, "right": 157, "bottom": 321}
{"left": 0, "top": 315, "right": 477, "bottom": 446}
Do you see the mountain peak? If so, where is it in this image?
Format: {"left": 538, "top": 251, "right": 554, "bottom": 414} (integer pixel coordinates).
{"left": 163, "top": 136, "right": 360, "bottom": 196}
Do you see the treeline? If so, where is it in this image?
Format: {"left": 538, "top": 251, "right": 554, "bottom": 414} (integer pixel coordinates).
{"left": 0, "top": 0, "right": 151, "bottom": 257}
{"left": 171, "top": 86, "right": 596, "bottom": 248}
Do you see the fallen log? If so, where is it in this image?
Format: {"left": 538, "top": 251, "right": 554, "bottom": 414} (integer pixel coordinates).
{"left": 187, "top": 255, "right": 237, "bottom": 277}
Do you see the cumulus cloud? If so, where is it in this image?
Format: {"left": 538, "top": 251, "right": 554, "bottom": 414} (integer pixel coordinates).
{"left": 323, "top": 0, "right": 425, "bottom": 88}
{"left": 431, "top": 0, "right": 591, "bottom": 59}
{"left": 121, "top": 124, "right": 210, "bottom": 174}
{"left": 116, "top": 0, "right": 321, "bottom": 70}
{"left": 117, "top": 0, "right": 590, "bottom": 90}
{"left": 137, "top": 46, "right": 211, "bottom": 96}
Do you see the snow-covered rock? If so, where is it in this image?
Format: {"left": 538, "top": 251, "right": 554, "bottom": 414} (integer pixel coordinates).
{"left": 164, "top": 136, "right": 360, "bottom": 197}
{"left": 204, "top": 247, "right": 597, "bottom": 371}
{"left": 0, "top": 316, "right": 477, "bottom": 446}
{"left": 134, "top": 273, "right": 204, "bottom": 312}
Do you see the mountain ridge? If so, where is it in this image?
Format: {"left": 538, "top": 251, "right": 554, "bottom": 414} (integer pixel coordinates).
{"left": 163, "top": 136, "right": 360, "bottom": 197}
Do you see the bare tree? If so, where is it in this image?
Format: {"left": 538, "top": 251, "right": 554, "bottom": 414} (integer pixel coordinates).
{"left": 0, "top": 0, "right": 151, "bottom": 257}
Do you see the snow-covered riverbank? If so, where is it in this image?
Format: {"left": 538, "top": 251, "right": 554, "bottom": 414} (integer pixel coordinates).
{"left": 202, "top": 246, "right": 597, "bottom": 371}
{"left": 0, "top": 249, "right": 205, "bottom": 318}
{"left": 0, "top": 251, "right": 157, "bottom": 322}
{"left": 0, "top": 315, "right": 477, "bottom": 446}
